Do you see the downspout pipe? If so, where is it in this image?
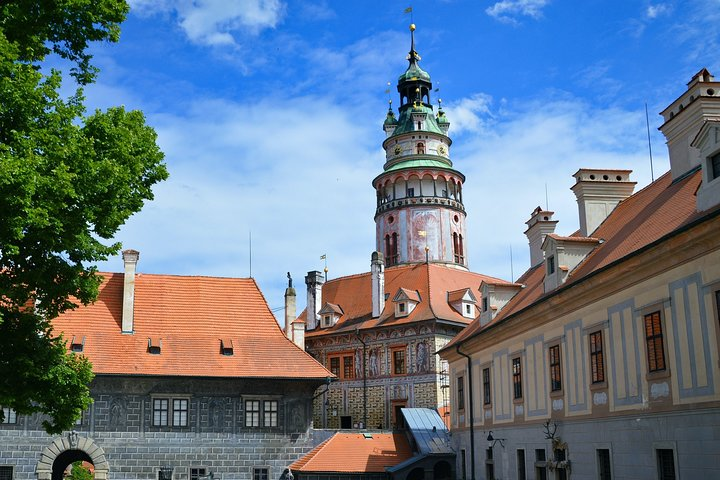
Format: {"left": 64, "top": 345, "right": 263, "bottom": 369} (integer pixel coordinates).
{"left": 456, "top": 343, "right": 475, "bottom": 480}
{"left": 355, "top": 328, "right": 368, "bottom": 429}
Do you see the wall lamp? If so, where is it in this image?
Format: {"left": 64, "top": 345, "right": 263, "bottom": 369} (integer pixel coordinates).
{"left": 487, "top": 431, "right": 505, "bottom": 449}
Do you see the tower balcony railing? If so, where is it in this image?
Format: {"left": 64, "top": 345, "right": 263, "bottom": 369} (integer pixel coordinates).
{"left": 375, "top": 195, "right": 465, "bottom": 215}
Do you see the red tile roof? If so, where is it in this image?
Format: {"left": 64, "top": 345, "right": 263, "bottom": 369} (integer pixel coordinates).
{"left": 445, "top": 169, "right": 705, "bottom": 349}
{"left": 289, "top": 433, "right": 412, "bottom": 473}
{"left": 299, "top": 263, "right": 510, "bottom": 336}
{"left": 53, "top": 272, "right": 333, "bottom": 379}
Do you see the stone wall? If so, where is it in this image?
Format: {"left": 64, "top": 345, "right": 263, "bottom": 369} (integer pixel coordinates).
{"left": 0, "top": 375, "right": 326, "bottom": 480}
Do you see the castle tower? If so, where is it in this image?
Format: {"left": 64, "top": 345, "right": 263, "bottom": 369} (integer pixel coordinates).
{"left": 374, "top": 24, "right": 468, "bottom": 269}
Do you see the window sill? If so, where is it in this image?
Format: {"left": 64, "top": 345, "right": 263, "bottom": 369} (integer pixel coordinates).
{"left": 646, "top": 368, "right": 671, "bottom": 381}
{"left": 512, "top": 398, "right": 524, "bottom": 405}
{"left": 549, "top": 390, "right": 563, "bottom": 398}
{"left": 589, "top": 381, "right": 607, "bottom": 391}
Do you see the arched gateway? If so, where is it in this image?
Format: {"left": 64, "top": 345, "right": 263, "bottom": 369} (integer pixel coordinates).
{"left": 36, "top": 432, "right": 109, "bottom": 480}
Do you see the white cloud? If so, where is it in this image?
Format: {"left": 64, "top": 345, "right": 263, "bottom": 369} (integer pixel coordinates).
{"left": 646, "top": 3, "right": 672, "bottom": 19}
{"left": 486, "top": 0, "right": 549, "bottom": 24}
{"left": 129, "top": 0, "right": 285, "bottom": 46}
{"left": 450, "top": 94, "right": 668, "bottom": 280}
{"left": 94, "top": 94, "right": 380, "bottom": 316}
{"left": 444, "top": 94, "right": 494, "bottom": 135}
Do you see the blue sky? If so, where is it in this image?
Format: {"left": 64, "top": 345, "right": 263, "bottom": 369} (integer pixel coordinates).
{"left": 84, "top": 0, "right": 719, "bottom": 315}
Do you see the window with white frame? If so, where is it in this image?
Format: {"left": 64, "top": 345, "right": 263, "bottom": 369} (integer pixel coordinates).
{"left": 1, "top": 407, "right": 17, "bottom": 424}
{"left": 245, "top": 399, "right": 279, "bottom": 428}
{"left": 152, "top": 397, "right": 189, "bottom": 427}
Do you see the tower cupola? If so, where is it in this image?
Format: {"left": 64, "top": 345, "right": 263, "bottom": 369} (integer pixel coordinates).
{"left": 373, "top": 25, "right": 468, "bottom": 269}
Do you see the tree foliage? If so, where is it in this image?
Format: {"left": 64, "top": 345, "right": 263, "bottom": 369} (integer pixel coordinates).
{"left": 68, "top": 461, "right": 94, "bottom": 480}
{"left": 0, "top": 0, "right": 168, "bottom": 433}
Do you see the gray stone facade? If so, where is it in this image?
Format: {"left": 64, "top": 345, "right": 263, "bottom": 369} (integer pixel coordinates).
{"left": 452, "top": 408, "right": 720, "bottom": 479}
{"left": 0, "top": 375, "right": 325, "bottom": 480}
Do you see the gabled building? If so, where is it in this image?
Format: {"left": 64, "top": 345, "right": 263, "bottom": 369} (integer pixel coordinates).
{"left": 0, "top": 251, "right": 333, "bottom": 480}
{"left": 287, "top": 25, "right": 511, "bottom": 434}
{"left": 439, "top": 69, "right": 720, "bottom": 480}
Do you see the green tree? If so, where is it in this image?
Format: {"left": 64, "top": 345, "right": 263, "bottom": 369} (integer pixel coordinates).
{"left": 68, "top": 461, "right": 94, "bottom": 480}
{"left": 0, "top": 1, "right": 169, "bottom": 433}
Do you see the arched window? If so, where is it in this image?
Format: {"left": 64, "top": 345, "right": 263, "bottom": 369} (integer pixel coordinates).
{"left": 417, "top": 142, "right": 425, "bottom": 154}
{"left": 453, "top": 232, "right": 463, "bottom": 263}
{"left": 458, "top": 234, "right": 464, "bottom": 263}
{"left": 389, "top": 232, "right": 399, "bottom": 266}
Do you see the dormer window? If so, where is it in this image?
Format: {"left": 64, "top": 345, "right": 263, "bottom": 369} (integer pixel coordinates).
{"left": 547, "top": 255, "right": 555, "bottom": 275}
{"left": 148, "top": 337, "right": 162, "bottom": 355}
{"left": 221, "top": 338, "right": 234, "bottom": 356}
{"left": 711, "top": 151, "right": 720, "bottom": 180}
{"left": 447, "top": 288, "right": 477, "bottom": 319}
{"left": 318, "top": 303, "right": 343, "bottom": 327}
{"left": 393, "top": 288, "right": 421, "bottom": 318}
{"left": 482, "top": 297, "right": 488, "bottom": 312}
{"left": 70, "top": 335, "right": 85, "bottom": 353}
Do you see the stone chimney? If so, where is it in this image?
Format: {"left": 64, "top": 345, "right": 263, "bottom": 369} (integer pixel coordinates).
{"left": 524, "top": 207, "right": 558, "bottom": 267}
{"left": 292, "top": 320, "right": 305, "bottom": 350}
{"left": 571, "top": 169, "right": 636, "bottom": 236}
{"left": 659, "top": 68, "right": 720, "bottom": 180}
{"left": 371, "top": 251, "right": 385, "bottom": 317}
{"left": 121, "top": 249, "right": 139, "bottom": 333}
{"left": 284, "top": 273, "right": 296, "bottom": 340}
{"left": 305, "top": 271, "right": 324, "bottom": 330}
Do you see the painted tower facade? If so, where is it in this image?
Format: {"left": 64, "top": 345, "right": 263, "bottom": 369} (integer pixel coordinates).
{"left": 374, "top": 24, "right": 468, "bottom": 269}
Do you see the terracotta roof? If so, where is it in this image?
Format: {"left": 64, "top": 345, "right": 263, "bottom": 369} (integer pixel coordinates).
{"left": 394, "top": 288, "right": 421, "bottom": 302}
{"left": 289, "top": 433, "right": 412, "bottom": 473}
{"left": 319, "top": 302, "right": 343, "bottom": 315}
{"left": 445, "top": 169, "right": 704, "bottom": 349}
{"left": 53, "top": 273, "right": 333, "bottom": 379}
{"left": 447, "top": 288, "right": 475, "bottom": 304}
{"left": 545, "top": 233, "right": 601, "bottom": 244}
{"left": 299, "top": 263, "right": 511, "bottom": 336}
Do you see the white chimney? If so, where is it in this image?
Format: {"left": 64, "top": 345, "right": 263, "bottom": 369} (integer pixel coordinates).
{"left": 371, "top": 251, "right": 385, "bottom": 317}
{"left": 121, "top": 249, "right": 139, "bottom": 333}
{"left": 659, "top": 68, "right": 720, "bottom": 180}
{"left": 571, "top": 169, "right": 636, "bottom": 237}
{"left": 524, "top": 207, "right": 558, "bottom": 267}
{"left": 292, "top": 321, "right": 305, "bottom": 350}
{"left": 304, "top": 271, "right": 324, "bottom": 330}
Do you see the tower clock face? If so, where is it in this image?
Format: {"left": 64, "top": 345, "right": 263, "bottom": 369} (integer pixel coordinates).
{"left": 437, "top": 144, "right": 447, "bottom": 156}
{"left": 394, "top": 145, "right": 403, "bottom": 155}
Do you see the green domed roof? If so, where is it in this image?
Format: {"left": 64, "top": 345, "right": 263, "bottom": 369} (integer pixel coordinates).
{"left": 398, "top": 62, "right": 430, "bottom": 83}
{"left": 437, "top": 108, "right": 449, "bottom": 124}
{"left": 384, "top": 107, "right": 398, "bottom": 126}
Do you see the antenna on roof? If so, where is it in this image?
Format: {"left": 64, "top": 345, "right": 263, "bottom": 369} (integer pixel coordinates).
{"left": 645, "top": 102, "right": 655, "bottom": 182}
{"left": 509, "top": 244, "right": 514, "bottom": 283}
{"left": 249, "top": 230, "right": 252, "bottom": 278}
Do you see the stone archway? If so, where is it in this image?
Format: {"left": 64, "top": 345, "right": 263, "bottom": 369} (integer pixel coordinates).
{"left": 36, "top": 433, "right": 109, "bottom": 480}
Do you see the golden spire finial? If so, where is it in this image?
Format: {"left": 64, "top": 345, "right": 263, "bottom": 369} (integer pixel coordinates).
{"left": 410, "top": 23, "right": 416, "bottom": 31}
